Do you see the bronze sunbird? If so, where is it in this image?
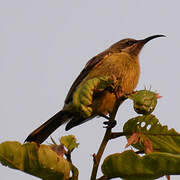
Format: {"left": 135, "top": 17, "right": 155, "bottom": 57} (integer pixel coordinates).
{"left": 25, "top": 35, "right": 165, "bottom": 144}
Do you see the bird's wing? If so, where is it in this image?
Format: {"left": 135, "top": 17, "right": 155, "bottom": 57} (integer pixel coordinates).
{"left": 65, "top": 49, "right": 111, "bottom": 104}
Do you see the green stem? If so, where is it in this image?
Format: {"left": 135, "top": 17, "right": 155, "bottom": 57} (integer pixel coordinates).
{"left": 65, "top": 150, "right": 79, "bottom": 180}
{"left": 90, "top": 99, "right": 121, "bottom": 180}
{"left": 70, "top": 163, "right": 79, "bottom": 180}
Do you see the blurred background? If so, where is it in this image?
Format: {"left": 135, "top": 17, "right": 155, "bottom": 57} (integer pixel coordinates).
{"left": 0, "top": 1, "right": 179, "bottom": 179}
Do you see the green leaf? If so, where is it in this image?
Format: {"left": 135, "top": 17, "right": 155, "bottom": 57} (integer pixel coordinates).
{"left": 102, "top": 150, "right": 180, "bottom": 180}
{"left": 123, "top": 114, "right": 180, "bottom": 154}
{"left": 0, "top": 141, "right": 70, "bottom": 180}
{"left": 128, "top": 90, "right": 158, "bottom": 115}
{"left": 60, "top": 135, "right": 79, "bottom": 152}
{"left": 72, "top": 76, "right": 114, "bottom": 118}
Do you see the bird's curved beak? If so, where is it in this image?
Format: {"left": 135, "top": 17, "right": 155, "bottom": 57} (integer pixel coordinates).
{"left": 140, "top": 34, "right": 166, "bottom": 44}
{"left": 130, "top": 34, "right": 165, "bottom": 56}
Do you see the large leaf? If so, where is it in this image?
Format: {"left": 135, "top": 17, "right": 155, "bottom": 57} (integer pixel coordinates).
{"left": 102, "top": 150, "right": 180, "bottom": 180}
{"left": 0, "top": 141, "right": 70, "bottom": 180}
{"left": 123, "top": 114, "right": 180, "bottom": 154}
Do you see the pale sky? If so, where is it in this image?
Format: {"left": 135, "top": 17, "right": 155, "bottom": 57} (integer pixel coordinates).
{"left": 1, "top": 1, "right": 180, "bottom": 180}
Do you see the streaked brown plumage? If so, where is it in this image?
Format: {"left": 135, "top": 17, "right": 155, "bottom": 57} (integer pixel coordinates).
{"left": 25, "top": 35, "right": 165, "bottom": 144}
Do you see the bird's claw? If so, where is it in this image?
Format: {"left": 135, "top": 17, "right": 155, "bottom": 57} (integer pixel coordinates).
{"left": 103, "top": 120, "right": 117, "bottom": 129}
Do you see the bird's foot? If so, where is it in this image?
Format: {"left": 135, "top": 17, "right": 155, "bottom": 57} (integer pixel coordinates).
{"left": 103, "top": 120, "right": 117, "bottom": 129}
{"left": 99, "top": 114, "right": 116, "bottom": 128}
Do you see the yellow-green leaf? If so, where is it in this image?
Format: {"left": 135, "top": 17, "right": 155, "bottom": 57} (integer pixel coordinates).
{"left": 102, "top": 150, "right": 180, "bottom": 180}
{"left": 72, "top": 76, "right": 115, "bottom": 118}
{"left": 60, "top": 135, "right": 79, "bottom": 152}
{"left": 123, "top": 114, "right": 180, "bottom": 154}
{"left": 0, "top": 141, "right": 70, "bottom": 180}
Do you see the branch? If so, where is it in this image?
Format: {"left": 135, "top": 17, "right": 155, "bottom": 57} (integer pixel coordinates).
{"left": 110, "top": 132, "right": 131, "bottom": 139}
{"left": 90, "top": 99, "right": 121, "bottom": 180}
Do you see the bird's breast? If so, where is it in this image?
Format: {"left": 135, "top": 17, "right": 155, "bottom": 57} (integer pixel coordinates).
{"left": 84, "top": 52, "right": 140, "bottom": 93}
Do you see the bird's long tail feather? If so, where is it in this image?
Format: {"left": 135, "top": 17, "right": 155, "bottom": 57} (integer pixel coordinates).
{"left": 25, "top": 110, "right": 71, "bottom": 144}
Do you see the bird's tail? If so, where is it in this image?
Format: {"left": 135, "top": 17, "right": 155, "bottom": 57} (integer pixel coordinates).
{"left": 25, "top": 110, "right": 71, "bottom": 144}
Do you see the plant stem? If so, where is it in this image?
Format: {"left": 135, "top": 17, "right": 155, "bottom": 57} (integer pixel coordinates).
{"left": 90, "top": 99, "right": 121, "bottom": 180}
{"left": 65, "top": 150, "right": 79, "bottom": 180}
{"left": 110, "top": 132, "right": 131, "bottom": 139}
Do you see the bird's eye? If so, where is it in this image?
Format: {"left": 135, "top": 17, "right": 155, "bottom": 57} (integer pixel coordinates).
{"left": 126, "top": 41, "right": 134, "bottom": 46}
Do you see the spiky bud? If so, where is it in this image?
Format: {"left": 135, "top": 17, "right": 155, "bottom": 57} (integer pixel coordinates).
{"left": 128, "top": 90, "right": 158, "bottom": 115}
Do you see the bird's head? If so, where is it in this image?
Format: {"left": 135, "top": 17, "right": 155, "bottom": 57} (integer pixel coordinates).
{"left": 110, "top": 35, "right": 165, "bottom": 57}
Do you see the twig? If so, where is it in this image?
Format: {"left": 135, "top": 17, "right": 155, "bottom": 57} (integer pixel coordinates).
{"left": 65, "top": 150, "right": 79, "bottom": 180}
{"left": 90, "top": 99, "right": 121, "bottom": 180}
{"left": 110, "top": 132, "right": 131, "bottom": 139}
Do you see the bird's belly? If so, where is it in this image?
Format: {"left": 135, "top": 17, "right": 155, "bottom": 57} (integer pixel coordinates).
{"left": 92, "top": 91, "right": 116, "bottom": 115}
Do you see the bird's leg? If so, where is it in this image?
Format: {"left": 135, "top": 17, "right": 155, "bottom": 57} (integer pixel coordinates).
{"left": 103, "top": 86, "right": 127, "bottom": 129}
{"left": 103, "top": 97, "right": 122, "bottom": 129}
{"left": 99, "top": 113, "right": 117, "bottom": 128}
{"left": 101, "top": 77, "right": 125, "bottom": 129}
{"left": 101, "top": 110, "right": 117, "bottom": 129}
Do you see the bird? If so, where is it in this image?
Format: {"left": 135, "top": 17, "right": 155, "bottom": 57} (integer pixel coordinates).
{"left": 25, "top": 35, "right": 165, "bottom": 144}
